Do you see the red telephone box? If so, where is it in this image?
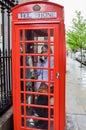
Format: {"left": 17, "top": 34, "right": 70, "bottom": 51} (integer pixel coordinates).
{"left": 12, "top": 0, "right": 66, "bottom": 130}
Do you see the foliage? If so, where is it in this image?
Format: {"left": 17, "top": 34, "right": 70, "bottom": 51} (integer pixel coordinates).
{"left": 66, "top": 11, "right": 86, "bottom": 51}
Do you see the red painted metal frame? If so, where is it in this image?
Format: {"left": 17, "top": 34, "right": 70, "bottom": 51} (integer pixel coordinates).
{"left": 12, "top": 1, "right": 65, "bottom": 130}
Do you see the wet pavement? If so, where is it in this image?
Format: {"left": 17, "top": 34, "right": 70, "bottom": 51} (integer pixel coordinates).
{"left": 66, "top": 56, "right": 86, "bottom": 130}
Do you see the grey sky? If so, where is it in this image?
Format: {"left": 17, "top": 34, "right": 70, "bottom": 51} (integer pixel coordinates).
{"left": 50, "top": 0, "right": 86, "bottom": 30}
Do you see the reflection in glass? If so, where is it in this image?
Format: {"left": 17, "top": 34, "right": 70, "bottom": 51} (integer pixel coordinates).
{"left": 21, "top": 93, "right": 24, "bottom": 103}
{"left": 50, "top": 121, "right": 54, "bottom": 129}
{"left": 26, "top": 95, "right": 48, "bottom": 113}
{"left": 50, "top": 83, "right": 54, "bottom": 93}
{"left": 50, "top": 96, "right": 54, "bottom": 106}
{"left": 21, "top": 106, "right": 24, "bottom": 115}
{"left": 50, "top": 44, "right": 54, "bottom": 54}
{"left": 25, "top": 43, "right": 50, "bottom": 54}
{"left": 26, "top": 118, "right": 35, "bottom": 128}
{"left": 26, "top": 106, "right": 33, "bottom": 116}
{"left": 50, "top": 108, "right": 54, "bottom": 118}
{"left": 25, "top": 55, "right": 34, "bottom": 80}
{"left": 26, "top": 94, "right": 33, "bottom": 105}
{"left": 20, "top": 68, "right": 23, "bottom": 78}
{"left": 26, "top": 56, "right": 33, "bottom": 67}
{"left": 50, "top": 56, "right": 54, "bottom": 68}
{"left": 20, "top": 43, "right": 23, "bottom": 53}
{"left": 25, "top": 29, "right": 48, "bottom": 41}
{"left": 25, "top": 68, "right": 34, "bottom": 80}
{"left": 25, "top": 43, "right": 34, "bottom": 53}
{"left": 26, "top": 118, "right": 48, "bottom": 129}
{"left": 26, "top": 81, "right": 33, "bottom": 91}
{"left": 20, "top": 30, "right": 23, "bottom": 40}
{"left": 20, "top": 56, "right": 23, "bottom": 66}
{"left": 25, "top": 30, "right": 33, "bottom": 40}
{"left": 21, "top": 118, "right": 24, "bottom": 126}
{"left": 20, "top": 81, "right": 24, "bottom": 91}
{"left": 50, "top": 29, "right": 54, "bottom": 42}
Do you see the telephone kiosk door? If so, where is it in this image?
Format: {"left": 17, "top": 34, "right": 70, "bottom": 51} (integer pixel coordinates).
{"left": 12, "top": 1, "right": 66, "bottom": 130}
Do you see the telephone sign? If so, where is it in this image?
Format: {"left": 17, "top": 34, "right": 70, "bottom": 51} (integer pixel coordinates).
{"left": 18, "top": 11, "right": 57, "bottom": 19}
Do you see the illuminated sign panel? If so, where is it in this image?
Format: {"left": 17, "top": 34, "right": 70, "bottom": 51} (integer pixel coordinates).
{"left": 18, "top": 12, "right": 57, "bottom": 19}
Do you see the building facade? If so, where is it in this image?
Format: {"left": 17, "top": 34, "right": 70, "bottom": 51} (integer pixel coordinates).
{"left": 0, "top": 0, "right": 18, "bottom": 115}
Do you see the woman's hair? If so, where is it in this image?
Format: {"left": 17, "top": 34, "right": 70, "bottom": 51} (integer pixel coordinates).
{"left": 40, "top": 82, "right": 48, "bottom": 87}
{"left": 38, "top": 82, "right": 48, "bottom": 93}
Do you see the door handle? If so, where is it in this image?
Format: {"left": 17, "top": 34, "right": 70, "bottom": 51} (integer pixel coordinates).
{"left": 56, "top": 72, "right": 60, "bottom": 78}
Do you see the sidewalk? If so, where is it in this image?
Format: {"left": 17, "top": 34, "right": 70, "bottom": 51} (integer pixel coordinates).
{"left": 66, "top": 56, "right": 86, "bottom": 130}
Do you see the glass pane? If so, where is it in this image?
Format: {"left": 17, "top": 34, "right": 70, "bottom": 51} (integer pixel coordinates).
{"left": 32, "top": 55, "right": 49, "bottom": 66}
{"left": 26, "top": 118, "right": 35, "bottom": 128}
{"left": 50, "top": 56, "right": 54, "bottom": 68}
{"left": 50, "top": 108, "right": 54, "bottom": 118}
{"left": 26, "top": 118, "right": 48, "bottom": 129}
{"left": 26, "top": 94, "right": 34, "bottom": 104}
{"left": 26, "top": 106, "right": 48, "bottom": 117}
{"left": 20, "top": 56, "right": 23, "bottom": 66}
{"left": 50, "top": 96, "right": 54, "bottom": 106}
{"left": 20, "top": 81, "right": 24, "bottom": 91}
{"left": 25, "top": 43, "right": 49, "bottom": 54}
{"left": 25, "top": 68, "right": 34, "bottom": 79}
{"left": 21, "top": 118, "right": 24, "bottom": 126}
{"left": 21, "top": 106, "right": 24, "bottom": 115}
{"left": 26, "top": 106, "right": 33, "bottom": 116}
{"left": 50, "top": 44, "right": 54, "bottom": 54}
{"left": 25, "top": 29, "right": 48, "bottom": 41}
{"left": 50, "top": 83, "right": 54, "bottom": 93}
{"left": 25, "top": 43, "right": 34, "bottom": 53}
{"left": 21, "top": 93, "right": 24, "bottom": 103}
{"left": 26, "top": 81, "right": 33, "bottom": 91}
{"left": 26, "top": 94, "right": 48, "bottom": 106}
{"left": 20, "top": 43, "right": 23, "bottom": 53}
{"left": 50, "top": 29, "right": 54, "bottom": 42}
{"left": 20, "top": 69, "right": 23, "bottom": 78}
{"left": 50, "top": 121, "right": 54, "bottom": 130}
{"left": 25, "top": 55, "right": 33, "bottom": 66}
{"left": 20, "top": 30, "right": 23, "bottom": 40}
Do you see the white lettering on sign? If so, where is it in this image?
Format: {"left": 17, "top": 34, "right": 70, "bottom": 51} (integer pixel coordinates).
{"left": 18, "top": 12, "right": 57, "bottom": 19}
